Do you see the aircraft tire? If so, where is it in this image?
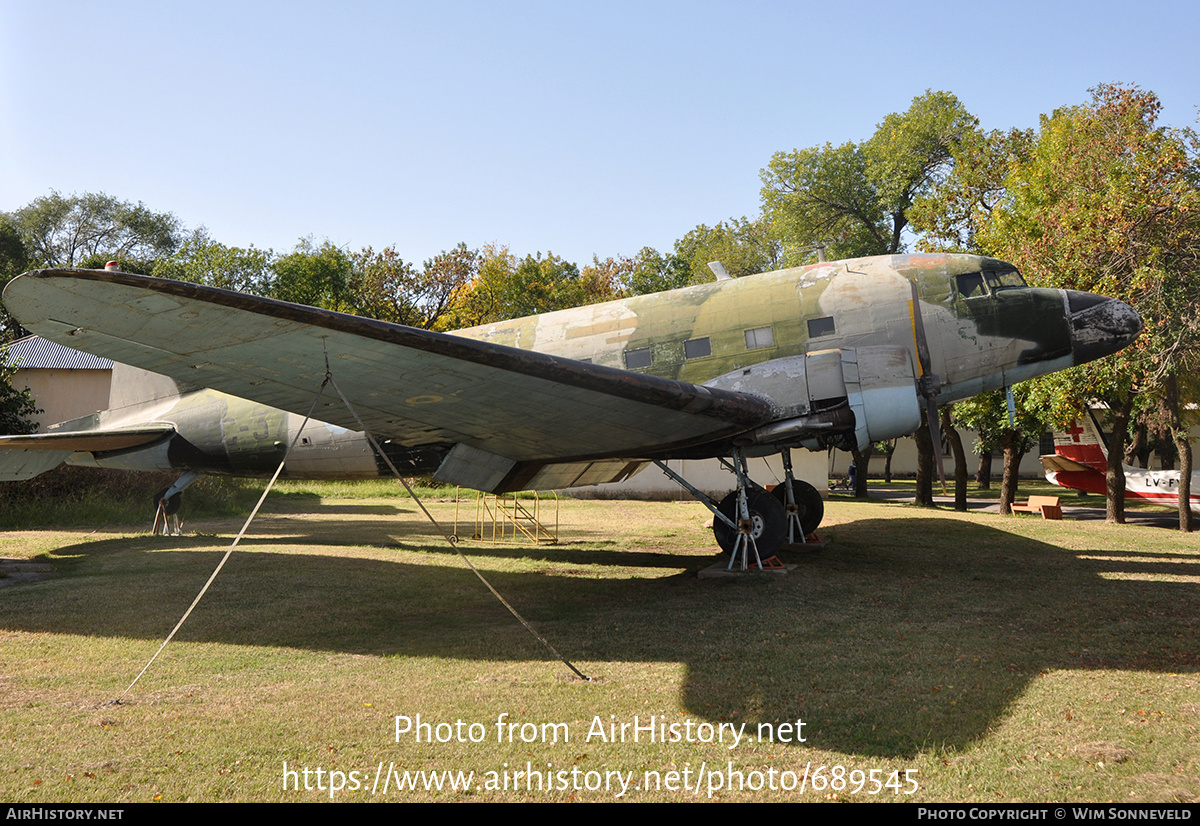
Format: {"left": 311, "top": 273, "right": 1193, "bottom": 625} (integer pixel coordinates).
{"left": 771, "top": 480, "right": 824, "bottom": 537}
{"left": 154, "top": 488, "right": 182, "bottom": 516}
{"left": 712, "top": 487, "right": 786, "bottom": 558}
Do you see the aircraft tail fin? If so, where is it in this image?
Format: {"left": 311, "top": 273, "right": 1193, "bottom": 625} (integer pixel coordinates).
{"left": 1051, "top": 415, "right": 1108, "bottom": 472}
{"left": 107, "top": 361, "right": 187, "bottom": 413}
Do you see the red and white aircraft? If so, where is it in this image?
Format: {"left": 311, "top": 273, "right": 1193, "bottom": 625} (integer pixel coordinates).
{"left": 1041, "top": 414, "right": 1199, "bottom": 513}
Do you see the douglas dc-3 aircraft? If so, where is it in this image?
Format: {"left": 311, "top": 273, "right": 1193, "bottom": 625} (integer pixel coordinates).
{"left": 0, "top": 253, "right": 1141, "bottom": 559}
{"left": 1042, "top": 412, "right": 1199, "bottom": 513}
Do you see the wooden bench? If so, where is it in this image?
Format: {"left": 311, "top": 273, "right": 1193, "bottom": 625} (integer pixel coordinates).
{"left": 1010, "top": 495, "right": 1062, "bottom": 519}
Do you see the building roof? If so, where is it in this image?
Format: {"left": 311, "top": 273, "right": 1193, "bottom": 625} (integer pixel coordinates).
{"left": 1, "top": 335, "right": 114, "bottom": 370}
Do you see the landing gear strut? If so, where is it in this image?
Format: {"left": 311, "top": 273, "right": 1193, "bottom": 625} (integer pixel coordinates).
{"left": 652, "top": 449, "right": 825, "bottom": 568}
{"left": 712, "top": 485, "right": 786, "bottom": 562}
{"left": 772, "top": 449, "right": 824, "bottom": 542}
{"left": 152, "top": 471, "right": 200, "bottom": 536}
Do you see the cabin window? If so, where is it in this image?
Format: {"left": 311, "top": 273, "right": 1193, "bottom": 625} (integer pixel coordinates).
{"left": 983, "top": 268, "right": 1026, "bottom": 291}
{"left": 744, "top": 326, "right": 774, "bottom": 349}
{"left": 807, "top": 316, "right": 836, "bottom": 338}
{"left": 624, "top": 347, "right": 652, "bottom": 369}
{"left": 956, "top": 272, "right": 987, "bottom": 298}
{"left": 683, "top": 337, "right": 711, "bottom": 359}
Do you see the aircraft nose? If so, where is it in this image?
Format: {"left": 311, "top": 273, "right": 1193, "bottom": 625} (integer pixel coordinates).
{"left": 1065, "top": 290, "right": 1142, "bottom": 365}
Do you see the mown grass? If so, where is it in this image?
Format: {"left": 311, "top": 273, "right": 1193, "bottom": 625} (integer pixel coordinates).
{"left": 1, "top": 491, "right": 1196, "bottom": 803}
{"left": 0, "top": 469, "right": 473, "bottom": 530}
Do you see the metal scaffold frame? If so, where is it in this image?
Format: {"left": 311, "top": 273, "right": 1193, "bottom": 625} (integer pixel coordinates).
{"left": 455, "top": 488, "right": 559, "bottom": 545}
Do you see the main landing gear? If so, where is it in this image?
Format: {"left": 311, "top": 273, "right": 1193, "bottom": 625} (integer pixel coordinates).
{"left": 653, "top": 448, "right": 825, "bottom": 570}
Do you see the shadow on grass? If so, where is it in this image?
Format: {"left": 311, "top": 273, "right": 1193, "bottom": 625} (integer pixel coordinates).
{"left": 1, "top": 516, "right": 1196, "bottom": 760}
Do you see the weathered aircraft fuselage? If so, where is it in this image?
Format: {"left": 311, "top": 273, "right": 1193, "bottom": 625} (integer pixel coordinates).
{"left": 8, "top": 253, "right": 1141, "bottom": 485}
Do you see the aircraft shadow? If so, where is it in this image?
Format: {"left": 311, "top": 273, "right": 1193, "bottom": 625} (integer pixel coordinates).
{"left": 2, "top": 516, "right": 1197, "bottom": 759}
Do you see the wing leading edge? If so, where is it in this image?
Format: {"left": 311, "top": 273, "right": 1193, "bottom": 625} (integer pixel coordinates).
{"left": 4, "top": 270, "right": 774, "bottom": 483}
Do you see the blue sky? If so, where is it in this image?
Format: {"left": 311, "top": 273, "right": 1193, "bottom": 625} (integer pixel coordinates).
{"left": 2, "top": 0, "right": 1197, "bottom": 268}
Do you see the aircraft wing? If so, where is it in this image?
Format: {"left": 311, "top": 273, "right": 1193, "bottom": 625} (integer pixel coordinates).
{"left": 4, "top": 270, "right": 774, "bottom": 477}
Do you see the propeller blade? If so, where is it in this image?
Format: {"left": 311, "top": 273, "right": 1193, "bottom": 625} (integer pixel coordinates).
{"left": 926, "top": 396, "right": 948, "bottom": 491}
{"left": 910, "top": 280, "right": 946, "bottom": 492}
{"left": 909, "top": 280, "right": 934, "bottom": 378}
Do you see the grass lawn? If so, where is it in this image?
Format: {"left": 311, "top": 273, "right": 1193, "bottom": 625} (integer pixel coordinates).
{"left": 1, "top": 485, "right": 1196, "bottom": 802}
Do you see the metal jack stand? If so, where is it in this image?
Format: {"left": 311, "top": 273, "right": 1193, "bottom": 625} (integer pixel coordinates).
{"left": 780, "top": 450, "right": 806, "bottom": 545}
{"left": 727, "top": 449, "right": 764, "bottom": 571}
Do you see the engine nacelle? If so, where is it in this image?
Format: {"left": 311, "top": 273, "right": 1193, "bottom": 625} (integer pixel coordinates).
{"left": 707, "top": 345, "right": 922, "bottom": 453}
{"left": 839, "top": 346, "right": 922, "bottom": 452}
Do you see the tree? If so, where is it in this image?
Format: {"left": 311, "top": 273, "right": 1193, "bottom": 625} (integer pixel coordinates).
{"left": 623, "top": 246, "right": 692, "bottom": 296}
{"left": 941, "top": 408, "right": 969, "bottom": 511}
{"left": 152, "top": 233, "right": 274, "bottom": 295}
{"left": 0, "top": 215, "right": 31, "bottom": 344}
{"left": 271, "top": 238, "right": 352, "bottom": 311}
{"left": 911, "top": 127, "right": 1034, "bottom": 254}
{"left": 761, "top": 90, "right": 978, "bottom": 263}
{"left": 578, "top": 255, "right": 631, "bottom": 306}
{"left": 441, "top": 247, "right": 591, "bottom": 327}
{"left": 673, "top": 217, "right": 783, "bottom": 280}
{"left": 979, "top": 84, "right": 1200, "bottom": 526}
{"left": 348, "top": 243, "right": 479, "bottom": 329}
{"left": 951, "top": 389, "right": 1046, "bottom": 514}
{"left": 0, "top": 350, "right": 39, "bottom": 435}
{"left": 9, "top": 191, "right": 183, "bottom": 268}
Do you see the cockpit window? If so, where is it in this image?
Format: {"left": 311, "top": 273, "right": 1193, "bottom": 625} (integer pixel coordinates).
{"left": 983, "top": 268, "right": 1026, "bottom": 291}
{"left": 956, "top": 272, "right": 987, "bottom": 299}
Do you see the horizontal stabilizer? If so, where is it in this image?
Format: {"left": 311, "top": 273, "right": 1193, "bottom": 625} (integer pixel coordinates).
{"left": 0, "top": 448, "right": 73, "bottom": 481}
{"left": 0, "top": 423, "right": 176, "bottom": 453}
{"left": 1040, "top": 454, "right": 1093, "bottom": 474}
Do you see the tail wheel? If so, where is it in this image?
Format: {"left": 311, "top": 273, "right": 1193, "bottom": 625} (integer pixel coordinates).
{"left": 771, "top": 479, "right": 824, "bottom": 536}
{"left": 712, "top": 487, "right": 786, "bottom": 557}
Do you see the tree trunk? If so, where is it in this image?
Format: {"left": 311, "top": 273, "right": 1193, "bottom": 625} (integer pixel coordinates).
{"left": 941, "top": 408, "right": 968, "bottom": 511}
{"left": 1156, "top": 424, "right": 1177, "bottom": 471}
{"left": 1125, "top": 424, "right": 1149, "bottom": 468}
{"left": 1163, "top": 375, "right": 1193, "bottom": 533}
{"left": 1105, "top": 395, "right": 1134, "bottom": 524}
{"left": 913, "top": 416, "right": 935, "bottom": 507}
{"left": 976, "top": 451, "right": 992, "bottom": 490}
{"left": 998, "top": 431, "right": 1023, "bottom": 515}
{"left": 883, "top": 441, "right": 895, "bottom": 483}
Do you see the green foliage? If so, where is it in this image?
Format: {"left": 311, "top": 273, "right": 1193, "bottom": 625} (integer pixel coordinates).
{"left": 0, "top": 348, "right": 40, "bottom": 435}
{"left": 761, "top": 90, "right": 978, "bottom": 263}
{"left": 761, "top": 140, "right": 887, "bottom": 261}
{"left": 8, "top": 191, "right": 183, "bottom": 267}
{"left": 348, "top": 243, "right": 478, "bottom": 329}
{"left": 75, "top": 252, "right": 156, "bottom": 275}
{"left": 950, "top": 388, "right": 1044, "bottom": 459}
{"left": 864, "top": 90, "right": 979, "bottom": 218}
{"left": 271, "top": 237, "right": 352, "bottom": 310}
{"left": 911, "top": 127, "right": 1034, "bottom": 253}
{"left": 0, "top": 215, "right": 31, "bottom": 343}
{"left": 673, "top": 217, "right": 783, "bottom": 280}
{"left": 152, "top": 232, "right": 274, "bottom": 295}
{"left": 621, "top": 218, "right": 782, "bottom": 296}
{"left": 623, "top": 246, "right": 693, "bottom": 296}
{"left": 981, "top": 84, "right": 1200, "bottom": 416}
{"left": 442, "top": 246, "right": 589, "bottom": 326}
{"left": 577, "top": 255, "right": 631, "bottom": 305}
